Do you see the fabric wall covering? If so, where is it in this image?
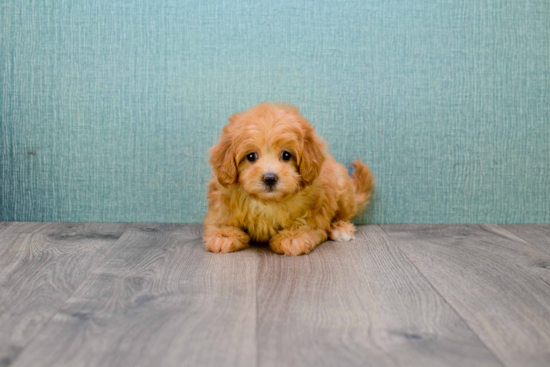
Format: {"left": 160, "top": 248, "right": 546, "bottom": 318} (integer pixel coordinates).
{"left": 1, "top": 1, "right": 548, "bottom": 223}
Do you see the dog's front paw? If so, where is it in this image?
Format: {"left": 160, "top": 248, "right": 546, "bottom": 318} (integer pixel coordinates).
{"left": 270, "top": 231, "right": 320, "bottom": 256}
{"left": 204, "top": 235, "right": 247, "bottom": 254}
{"left": 203, "top": 226, "right": 250, "bottom": 254}
{"left": 270, "top": 237, "right": 312, "bottom": 256}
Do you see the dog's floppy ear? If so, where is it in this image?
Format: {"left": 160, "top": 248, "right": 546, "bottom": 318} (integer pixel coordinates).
{"left": 209, "top": 127, "right": 237, "bottom": 187}
{"left": 298, "top": 125, "right": 325, "bottom": 186}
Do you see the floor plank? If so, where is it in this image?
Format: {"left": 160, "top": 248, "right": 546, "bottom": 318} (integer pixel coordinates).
{"left": 500, "top": 225, "right": 550, "bottom": 257}
{"left": 256, "top": 225, "right": 503, "bottom": 367}
{"left": 12, "top": 224, "right": 258, "bottom": 367}
{"left": 381, "top": 224, "right": 550, "bottom": 367}
{"left": 0, "top": 223, "right": 127, "bottom": 367}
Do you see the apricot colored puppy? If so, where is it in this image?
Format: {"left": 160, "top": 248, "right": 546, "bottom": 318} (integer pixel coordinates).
{"left": 203, "top": 103, "right": 374, "bottom": 256}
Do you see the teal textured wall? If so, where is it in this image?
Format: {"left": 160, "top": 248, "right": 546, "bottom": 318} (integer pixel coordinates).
{"left": 1, "top": 0, "right": 549, "bottom": 224}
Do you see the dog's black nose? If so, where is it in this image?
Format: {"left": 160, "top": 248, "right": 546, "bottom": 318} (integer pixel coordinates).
{"left": 263, "top": 173, "right": 278, "bottom": 186}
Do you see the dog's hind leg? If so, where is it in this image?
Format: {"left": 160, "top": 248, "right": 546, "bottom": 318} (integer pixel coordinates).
{"left": 328, "top": 221, "right": 356, "bottom": 242}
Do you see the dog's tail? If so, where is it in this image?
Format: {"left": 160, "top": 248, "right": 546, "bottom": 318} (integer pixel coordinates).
{"left": 350, "top": 158, "right": 375, "bottom": 213}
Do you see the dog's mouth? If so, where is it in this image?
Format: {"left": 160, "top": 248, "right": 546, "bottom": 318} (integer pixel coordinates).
{"left": 264, "top": 185, "right": 277, "bottom": 193}
{"left": 256, "top": 183, "right": 285, "bottom": 200}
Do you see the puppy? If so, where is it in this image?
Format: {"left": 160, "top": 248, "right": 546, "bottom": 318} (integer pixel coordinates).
{"left": 203, "top": 103, "right": 374, "bottom": 256}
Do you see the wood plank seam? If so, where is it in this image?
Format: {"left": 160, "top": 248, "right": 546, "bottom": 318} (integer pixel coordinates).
{"left": 376, "top": 225, "right": 509, "bottom": 367}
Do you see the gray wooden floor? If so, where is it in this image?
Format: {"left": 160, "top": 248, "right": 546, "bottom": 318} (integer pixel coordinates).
{"left": 0, "top": 222, "right": 549, "bottom": 367}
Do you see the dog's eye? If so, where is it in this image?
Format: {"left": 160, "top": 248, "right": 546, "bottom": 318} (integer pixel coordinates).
{"left": 246, "top": 153, "right": 258, "bottom": 162}
{"left": 281, "top": 151, "right": 292, "bottom": 161}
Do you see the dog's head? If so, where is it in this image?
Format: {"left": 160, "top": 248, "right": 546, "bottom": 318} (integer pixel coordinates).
{"left": 209, "top": 103, "right": 325, "bottom": 201}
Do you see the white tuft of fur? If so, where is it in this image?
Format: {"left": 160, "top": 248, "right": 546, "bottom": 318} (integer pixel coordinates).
{"left": 330, "top": 228, "right": 355, "bottom": 242}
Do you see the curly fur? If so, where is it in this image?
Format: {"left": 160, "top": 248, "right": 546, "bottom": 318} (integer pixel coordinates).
{"left": 203, "top": 103, "right": 374, "bottom": 256}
